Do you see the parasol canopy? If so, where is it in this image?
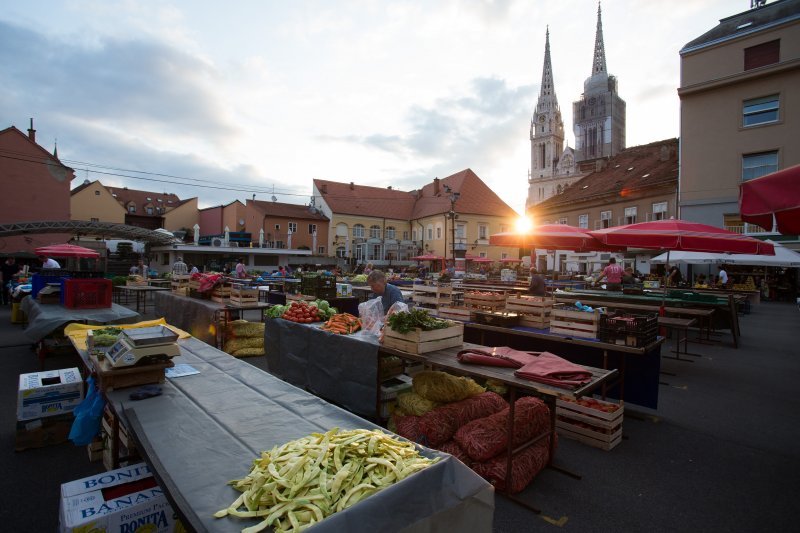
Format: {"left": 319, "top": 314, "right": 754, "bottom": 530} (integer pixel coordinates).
{"left": 739, "top": 164, "right": 800, "bottom": 235}
{"left": 489, "top": 224, "right": 620, "bottom": 252}
{"left": 588, "top": 219, "right": 775, "bottom": 255}
{"left": 35, "top": 243, "right": 101, "bottom": 258}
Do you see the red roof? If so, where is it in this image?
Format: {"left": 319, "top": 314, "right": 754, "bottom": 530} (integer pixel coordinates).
{"left": 250, "top": 199, "right": 329, "bottom": 221}
{"left": 105, "top": 185, "right": 184, "bottom": 216}
{"left": 315, "top": 168, "right": 518, "bottom": 221}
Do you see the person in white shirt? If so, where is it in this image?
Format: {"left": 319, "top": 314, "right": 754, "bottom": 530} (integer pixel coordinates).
{"left": 717, "top": 265, "right": 729, "bottom": 287}
{"left": 40, "top": 256, "right": 61, "bottom": 269}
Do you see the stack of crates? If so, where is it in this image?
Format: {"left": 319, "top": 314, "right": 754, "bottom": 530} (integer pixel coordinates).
{"left": 598, "top": 312, "right": 658, "bottom": 347}
{"left": 31, "top": 271, "right": 71, "bottom": 299}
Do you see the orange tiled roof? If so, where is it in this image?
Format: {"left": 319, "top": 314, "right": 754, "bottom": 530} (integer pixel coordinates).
{"left": 534, "top": 138, "right": 679, "bottom": 212}
{"left": 313, "top": 179, "right": 417, "bottom": 219}
{"left": 251, "top": 199, "right": 329, "bottom": 221}
{"left": 105, "top": 186, "right": 183, "bottom": 215}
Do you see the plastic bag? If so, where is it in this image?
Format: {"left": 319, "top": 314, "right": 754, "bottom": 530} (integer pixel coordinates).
{"left": 68, "top": 376, "right": 106, "bottom": 446}
{"left": 386, "top": 300, "right": 409, "bottom": 317}
{"left": 358, "top": 297, "right": 385, "bottom": 335}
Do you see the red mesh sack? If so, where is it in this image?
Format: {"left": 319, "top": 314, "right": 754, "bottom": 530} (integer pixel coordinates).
{"left": 454, "top": 396, "right": 550, "bottom": 462}
{"left": 393, "top": 412, "right": 423, "bottom": 443}
{"left": 418, "top": 392, "right": 508, "bottom": 446}
{"left": 471, "top": 436, "right": 555, "bottom": 494}
{"left": 435, "top": 440, "right": 472, "bottom": 466}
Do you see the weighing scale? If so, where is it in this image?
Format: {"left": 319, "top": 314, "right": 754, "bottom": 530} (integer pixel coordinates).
{"left": 106, "top": 326, "right": 181, "bottom": 368}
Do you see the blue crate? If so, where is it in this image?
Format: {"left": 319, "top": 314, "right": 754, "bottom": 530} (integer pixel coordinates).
{"left": 31, "top": 272, "right": 70, "bottom": 298}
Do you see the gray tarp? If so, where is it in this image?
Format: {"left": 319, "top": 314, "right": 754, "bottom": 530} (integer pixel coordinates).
{"left": 114, "top": 337, "right": 494, "bottom": 533}
{"left": 153, "top": 291, "right": 221, "bottom": 344}
{"left": 264, "top": 318, "right": 381, "bottom": 417}
{"left": 20, "top": 296, "right": 140, "bottom": 342}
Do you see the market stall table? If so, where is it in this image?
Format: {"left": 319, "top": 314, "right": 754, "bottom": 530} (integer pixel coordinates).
{"left": 658, "top": 317, "right": 698, "bottom": 362}
{"left": 104, "top": 336, "right": 495, "bottom": 532}
{"left": 462, "top": 322, "right": 663, "bottom": 409}
{"left": 113, "top": 285, "right": 170, "bottom": 313}
{"left": 146, "top": 279, "right": 171, "bottom": 288}
{"left": 153, "top": 291, "right": 220, "bottom": 344}
{"left": 20, "top": 296, "right": 141, "bottom": 368}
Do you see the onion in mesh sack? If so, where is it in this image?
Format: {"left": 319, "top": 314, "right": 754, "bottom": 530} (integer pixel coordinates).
{"left": 417, "top": 392, "right": 507, "bottom": 447}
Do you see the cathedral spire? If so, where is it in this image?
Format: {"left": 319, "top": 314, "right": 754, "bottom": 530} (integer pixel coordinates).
{"left": 537, "top": 26, "right": 558, "bottom": 111}
{"left": 591, "top": 1, "right": 607, "bottom": 76}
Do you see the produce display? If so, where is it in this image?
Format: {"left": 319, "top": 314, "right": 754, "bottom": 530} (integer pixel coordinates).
{"left": 266, "top": 300, "right": 337, "bottom": 322}
{"left": 385, "top": 309, "right": 451, "bottom": 334}
{"left": 320, "top": 313, "right": 362, "bottom": 335}
{"left": 215, "top": 428, "right": 438, "bottom": 532}
{"left": 350, "top": 274, "right": 368, "bottom": 283}
{"left": 90, "top": 327, "right": 123, "bottom": 347}
{"left": 559, "top": 396, "right": 620, "bottom": 414}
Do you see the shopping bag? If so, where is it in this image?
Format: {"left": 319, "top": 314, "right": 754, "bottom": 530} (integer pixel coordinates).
{"left": 68, "top": 376, "right": 106, "bottom": 446}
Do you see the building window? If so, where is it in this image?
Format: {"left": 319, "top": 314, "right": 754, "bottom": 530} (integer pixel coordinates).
{"left": 558, "top": 217, "right": 567, "bottom": 225}
{"left": 743, "top": 95, "right": 779, "bottom": 127}
{"left": 742, "top": 151, "right": 778, "bottom": 181}
{"left": 744, "top": 39, "right": 779, "bottom": 71}
{"left": 427, "top": 225, "right": 433, "bottom": 240}
{"left": 501, "top": 252, "right": 509, "bottom": 260}
{"left": 336, "top": 246, "right": 346, "bottom": 258}
{"left": 275, "top": 224, "right": 280, "bottom": 230}
{"left": 386, "top": 226, "right": 396, "bottom": 239}
{"left": 369, "top": 225, "right": 381, "bottom": 239}
{"left": 412, "top": 229, "right": 417, "bottom": 241}
{"left": 402, "top": 230, "right": 409, "bottom": 240}
{"left": 308, "top": 223, "right": 317, "bottom": 234}
{"left": 600, "top": 210, "right": 612, "bottom": 229}
{"left": 578, "top": 214, "right": 589, "bottom": 229}
{"left": 146, "top": 207, "right": 154, "bottom": 215}
{"left": 652, "top": 202, "right": 668, "bottom": 221}
{"left": 90, "top": 217, "right": 99, "bottom": 222}
{"left": 479, "top": 224, "right": 488, "bottom": 239}
{"left": 318, "top": 246, "right": 325, "bottom": 254}
{"left": 288, "top": 222, "right": 297, "bottom": 233}
{"left": 624, "top": 207, "right": 637, "bottom": 224}
{"left": 436, "top": 226, "right": 442, "bottom": 239}
{"left": 353, "top": 224, "right": 365, "bottom": 238}
{"left": 94, "top": 190, "right": 100, "bottom": 195}
{"left": 479, "top": 252, "right": 487, "bottom": 258}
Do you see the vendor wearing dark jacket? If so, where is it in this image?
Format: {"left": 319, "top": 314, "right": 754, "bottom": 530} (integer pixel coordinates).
{"left": 367, "top": 270, "right": 403, "bottom": 314}
{"left": 528, "top": 267, "right": 546, "bottom": 296}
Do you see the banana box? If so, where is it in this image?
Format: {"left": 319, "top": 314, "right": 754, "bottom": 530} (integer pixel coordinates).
{"left": 18, "top": 367, "right": 83, "bottom": 421}
{"left": 59, "top": 462, "right": 184, "bottom": 533}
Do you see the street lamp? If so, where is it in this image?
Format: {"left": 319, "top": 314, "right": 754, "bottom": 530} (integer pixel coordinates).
{"left": 448, "top": 191, "right": 460, "bottom": 267}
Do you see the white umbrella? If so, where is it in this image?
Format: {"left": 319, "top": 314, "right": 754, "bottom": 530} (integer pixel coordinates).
{"left": 650, "top": 251, "right": 722, "bottom": 265}
{"left": 193, "top": 223, "right": 200, "bottom": 245}
{"left": 720, "top": 240, "right": 800, "bottom": 267}
{"left": 259, "top": 228, "right": 265, "bottom": 247}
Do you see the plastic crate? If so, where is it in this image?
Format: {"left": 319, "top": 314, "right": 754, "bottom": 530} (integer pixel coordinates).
{"left": 31, "top": 272, "right": 71, "bottom": 298}
{"left": 284, "top": 279, "right": 302, "bottom": 295}
{"left": 317, "top": 288, "right": 337, "bottom": 301}
{"left": 598, "top": 312, "right": 658, "bottom": 347}
{"left": 61, "top": 278, "right": 113, "bottom": 309}
{"left": 319, "top": 274, "right": 336, "bottom": 290}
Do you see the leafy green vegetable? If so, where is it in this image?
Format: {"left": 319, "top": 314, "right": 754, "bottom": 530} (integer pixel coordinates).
{"left": 386, "top": 309, "right": 451, "bottom": 334}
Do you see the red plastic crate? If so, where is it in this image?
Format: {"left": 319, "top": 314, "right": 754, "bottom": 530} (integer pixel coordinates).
{"left": 62, "top": 278, "right": 113, "bottom": 309}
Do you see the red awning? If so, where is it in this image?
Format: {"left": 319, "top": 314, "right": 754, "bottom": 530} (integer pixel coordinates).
{"left": 489, "top": 224, "right": 620, "bottom": 252}
{"left": 588, "top": 219, "right": 774, "bottom": 255}
{"left": 35, "top": 243, "right": 101, "bottom": 258}
{"left": 739, "top": 164, "right": 800, "bottom": 235}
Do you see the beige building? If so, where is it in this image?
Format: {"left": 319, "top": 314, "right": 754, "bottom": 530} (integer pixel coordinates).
{"left": 679, "top": 0, "right": 800, "bottom": 245}
{"left": 313, "top": 169, "right": 518, "bottom": 268}
{"left": 70, "top": 179, "right": 126, "bottom": 224}
{"left": 530, "top": 139, "right": 679, "bottom": 273}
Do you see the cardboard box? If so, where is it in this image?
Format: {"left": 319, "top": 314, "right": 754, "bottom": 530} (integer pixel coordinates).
{"left": 336, "top": 283, "right": 353, "bottom": 297}
{"left": 15, "top": 412, "right": 74, "bottom": 451}
{"left": 18, "top": 368, "right": 84, "bottom": 421}
{"left": 380, "top": 374, "right": 413, "bottom": 418}
{"left": 60, "top": 462, "right": 181, "bottom": 533}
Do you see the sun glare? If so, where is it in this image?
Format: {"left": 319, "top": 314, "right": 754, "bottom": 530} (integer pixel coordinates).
{"left": 515, "top": 217, "right": 533, "bottom": 233}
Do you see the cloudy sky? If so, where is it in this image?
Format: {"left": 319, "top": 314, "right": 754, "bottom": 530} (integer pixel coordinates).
{"left": 1, "top": 0, "right": 745, "bottom": 213}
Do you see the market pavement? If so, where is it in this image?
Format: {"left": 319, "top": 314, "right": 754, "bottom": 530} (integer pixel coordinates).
{"left": 0, "top": 301, "right": 797, "bottom": 531}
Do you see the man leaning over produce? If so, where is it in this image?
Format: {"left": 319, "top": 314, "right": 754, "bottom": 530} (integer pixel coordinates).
{"left": 367, "top": 270, "right": 403, "bottom": 314}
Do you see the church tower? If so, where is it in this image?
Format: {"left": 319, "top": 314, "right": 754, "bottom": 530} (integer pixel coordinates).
{"left": 530, "top": 28, "right": 564, "bottom": 180}
{"left": 527, "top": 29, "right": 583, "bottom": 212}
{"left": 573, "top": 2, "right": 626, "bottom": 163}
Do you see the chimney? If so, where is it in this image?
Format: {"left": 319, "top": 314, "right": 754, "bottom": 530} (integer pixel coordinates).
{"left": 660, "top": 145, "right": 670, "bottom": 161}
{"left": 433, "top": 177, "right": 440, "bottom": 195}
{"left": 349, "top": 182, "right": 355, "bottom": 190}
{"left": 387, "top": 186, "right": 392, "bottom": 190}
{"left": 27, "top": 118, "right": 36, "bottom": 143}
{"left": 595, "top": 159, "right": 606, "bottom": 172}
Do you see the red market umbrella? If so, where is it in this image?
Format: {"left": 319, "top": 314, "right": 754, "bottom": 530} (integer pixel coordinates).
{"left": 35, "top": 243, "right": 100, "bottom": 258}
{"left": 500, "top": 258, "right": 522, "bottom": 263}
{"left": 489, "top": 224, "right": 619, "bottom": 252}
{"left": 739, "top": 164, "right": 800, "bottom": 235}
{"left": 587, "top": 219, "right": 775, "bottom": 255}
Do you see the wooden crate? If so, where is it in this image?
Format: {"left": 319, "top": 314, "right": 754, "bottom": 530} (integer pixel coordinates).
{"left": 187, "top": 278, "right": 201, "bottom": 291}
{"left": 472, "top": 311, "right": 519, "bottom": 327}
{"left": 518, "top": 313, "right": 551, "bottom": 329}
{"left": 412, "top": 283, "right": 456, "bottom": 308}
{"left": 507, "top": 296, "right": 552, "bottom": 328}
{"left": 172, "top": 275, "right": 191, "bottom": 293}
{"left": 89, "top": 352, "right": 174, "bottom": 392}
{"left": 211, "top": 285, "right": 231, "bottom": 303}
{"left": 555, "top": 397, "right": 624, "bottom": 451}
{"left": 437, "top": 306, "right": 474, "bottom": 321}
{"left": 230, "top": 286, "right": 258, "bottom": 305}
{"left": 126, "top": 280, "right": 148, "bottom": 287}
{"left": 550, "top": 306, "right": 600, "bottom": 338}
{"left": 382, "top": 322, "right": 464, "bottom": 355}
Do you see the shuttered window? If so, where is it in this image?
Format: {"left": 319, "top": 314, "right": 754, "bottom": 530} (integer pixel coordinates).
{"left": 744, "top": 40, "right": 779, "bottom": 70}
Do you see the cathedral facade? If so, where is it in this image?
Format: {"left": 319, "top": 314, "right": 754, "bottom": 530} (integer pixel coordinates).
{"left": 526, "top": 4, "right": 626, "bottom": 213}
